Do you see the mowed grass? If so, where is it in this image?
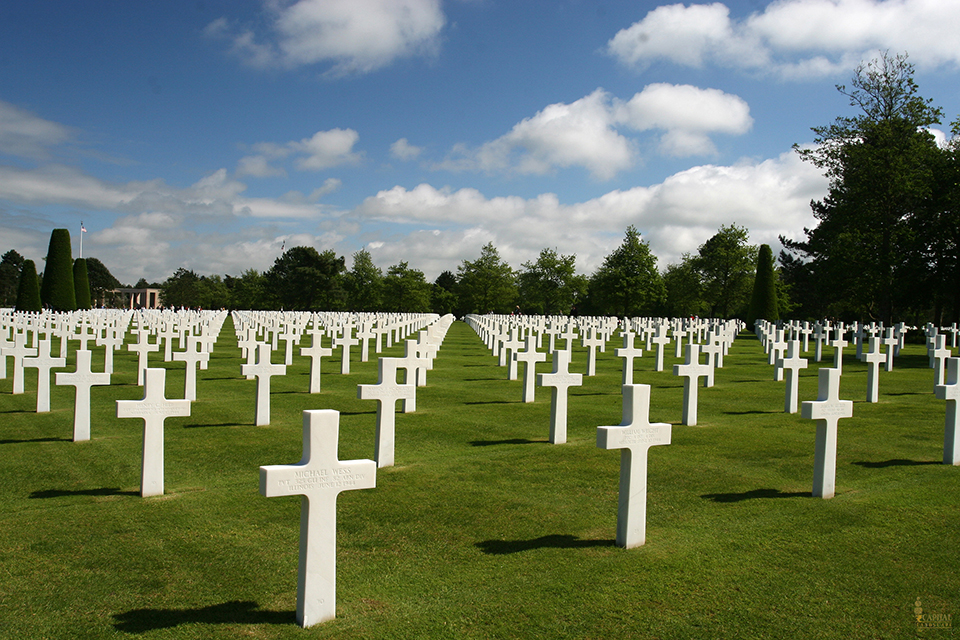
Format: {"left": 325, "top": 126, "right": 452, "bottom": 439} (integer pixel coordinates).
{"left": 0, "top": 317, "right": 957, "bottom": 639}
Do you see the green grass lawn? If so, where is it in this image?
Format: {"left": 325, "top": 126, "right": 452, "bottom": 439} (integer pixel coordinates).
{"left": 0, "top": 317, "right": 957, "bottom": 639}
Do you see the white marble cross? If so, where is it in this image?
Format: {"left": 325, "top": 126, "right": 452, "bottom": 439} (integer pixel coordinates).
{"left": 615, "top": 332, "right": 643, "bottom": 385}
{"left": 56, "top": 349, "right": 111, "bottom": 441}
{"left": 596, "top": 384, "right": 671, "bottom": 548}
{"left": 97, "top": 326, "right": 124, "bottom": 374}
{"left": 357, "top": 357, "right": 415, "bottom": 468}
{"left": 830, "top": 329, "right": 848, "bottom": 374}
{"left": 117, "top": 367, "right": 191, "bottom": 497}
{"left": 801, "top": 367, "right": 852, "bottom": 499}
{"left": 172, "top": 335, "right": 209, "bottom": 401}
{"left": 935, "top": 357, "right": 960, "bottom": 465}
{"left": 863, "top": 337, "right": 886, "bottom": 403}
{"left": 128, "top": 329, "right": 159, "bottom": 386}
{"left": 502, "top": 329, "right": 523, "bottom": 379}
{"left": 581, "top": 328, "right": 605, "bottom": 376}
{"left": 929, "top": 334, "right": 951, "bottom": 387}
{"left": 651, "top": 326, "right": 670, "bottom": 372}
{"left": 5, "top": 332, "right": 37, "bottom": 394}
{"left": 673, "top": 344, "right": 712, "bottom": 426}
{"left": 23, "top": 338, "right": 65, "bottom": 412}
{"left": 881, "top": 327, "right": 898, "bottom": 372}
{"left": 515, "top": 336, "right": 547, "bottom": 403}
{"left": 260, "top": 410, "right": 376, "bottom": 627}
{"left": 300, "top": 331, "right": 333, "bottom": 394}
{"left": 241, "top": 343, "right": 287, "bottom": 426}
{"left": 334, "top": 327, "right": 359, "bottom": 375}
{"left": 537, "top": 349, "right": 582, "bottom": 444}
{"left": 776, "top": 340, "right": 808, "bottom": 414}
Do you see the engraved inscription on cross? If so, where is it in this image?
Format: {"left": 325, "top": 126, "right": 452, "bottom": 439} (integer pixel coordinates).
{"left": 597, "top": 384, "right": 671, "bottom": 548}
{"left": 260, "top": 410, "right": 376, "bottom": 627}
{"left": 801, "top": 367, "right": 852, "bottom": 499}
{"left": 117, "top": 367, "right": 191, "bottom": 497}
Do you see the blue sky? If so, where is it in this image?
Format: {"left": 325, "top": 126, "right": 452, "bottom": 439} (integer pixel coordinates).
{"left": 1, "top": 0, "right": 958, "bottom": 284}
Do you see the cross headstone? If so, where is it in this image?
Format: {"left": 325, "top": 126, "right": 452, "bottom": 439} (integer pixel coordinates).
{"left": 596, "top": 384, "right": 671, "bottom": 548}
{"left": 615, "top": 332, "right": 643, "bottom": 385}
{"left": 172, "top": 335, "right": 209, "bottom": 401}
{"left": 515, "top": 336, "right": 546, "bottom": 403}
{"left": 241, "top": 343, "right": 287, "bottom": 426}
{"left": 300, "top": 331, "right": 333, "bottom": 394}
{"left": 581, "top": 328, "right": 605, "bottom": 376}
{"left": 23, "top": 338, "right": 66, "bottom": 412}
{"left": 651, "top": 325, "right": 670, "bottom": 372}
{"left": 335, "top": 327, "right": 359, "bottom": 375}
{"left": 117, "top": 367, "right": 191, "bottom": 497}
{"left": 673, "top": 344, "right": 712, "bottom": 426}
{"left": 128, "top": 329, "right": 159, "bottom": 386}
{"left": 5, "top": 332, "right": 37, "bottom": 394}
{"left": 56, "top": 349, "right": 111, "bottom": 441}
{"left": 260, "top": 409, "right": 376, "bottom": 627}
{"left": 801, "top": 367, "right": 853, "bottom": 499}
{"left": 830, "top": 329, "right": 848, "bottom": 374}
{"left": 537, "top": 349, "right": 583, "bottom": 444}
{"left": 935, "top": 357, "right": 960, "bottom": 465}
{"left": 863, "top": 337, "right": 885, "bottom": 403}
{"left": 930, "top": 334, "right": 951, "bottom": 387}
{"left": 776, "top": 340, "right": 808, "bottom": 414}
{"left": 881, "top": 328, "right": 898, "bottom": 372}
{"left": 357, "top": 357, "right": 415, "bottom": 468}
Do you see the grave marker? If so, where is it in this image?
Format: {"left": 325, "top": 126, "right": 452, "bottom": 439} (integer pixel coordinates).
{"left": 935, "top": 357, "right": 960, "bottom": 465}
{"left": 56, "top": 349, "right": 111, "bottom": 441}
{"left": 537, "top": 349, "right": 582, "bottom": 444}
{"left": 22, "top": 338, "right": 65, "bottom": 412}
{"left": 801, "top": 367, "right": 853, "bottom": 499}
{"left": 596, "top": 384, "right": 671, "bottom": 548}
{"left": 357, "top": 357, "right": 415, "bottom": 468}
{"left": 241, "top": 343, "right": 287, "bottom": 426}
{"left": 260, "top": 410, "right": 376, "bottom": 627}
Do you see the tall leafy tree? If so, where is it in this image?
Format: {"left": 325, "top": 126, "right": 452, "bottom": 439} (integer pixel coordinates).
{"left": 161, "top": 268, "right": 201, "bottom": 308}
{"left": 40, "top": 228, "right": 76, "bottom": 311}
{"left": 785, "top": 52, "right": 943, "bottom": 323}
{"left": 456, "top": 243, "right": 517, "bottom": 314}
{"left": 382, "top": 262, "right": 431, "bottom": 312}
{"left": 517, "top": 248, "right": 587, "bottom": 316}
{"left": 266, "top": 246, "right": 346, "bottom": 311}
{"left": 431, "top": 270, "right": 459, "bottom": 316}
{"left": 225, "top": 269, "right": 268, "bottom": 310}
{"left": 662, "top": 254, "right": 704, "bottom": 318}
{"left": 588, "top": 226, "right": 664, "bottom": 318}
{"left": 15, "top": 259, "right": 41, "bottom": 312}
{"left": 344, "top": 249, "right": 383, "bottom": 312}
{"left": 694, "top": 224, "right": 757, "bottom": 319}
{"left": 0, "top": 249, "right": 24, "bottom": 307}
{"left": 73, "top": 258, "right": 91, "bottom": 309}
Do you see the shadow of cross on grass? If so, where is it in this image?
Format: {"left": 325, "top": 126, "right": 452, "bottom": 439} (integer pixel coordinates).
{"left": 852, "top": 459, "right": 941, "bottom": 468}
{"left": 701, "top": 488, "right": 811, "bottom": 503}
{"left": 476, "top": 534, "right": 616, "bottom": 555}
{"left": 113, "top": 600, "right": 292, "bottom": 633}
{"left": 29, "top": 487, "right": 140, "bottom": 499}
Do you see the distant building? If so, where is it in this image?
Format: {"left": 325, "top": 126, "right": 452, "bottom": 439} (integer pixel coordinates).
{"left": 111, "top": 288, "right": 162, "bottom": 309}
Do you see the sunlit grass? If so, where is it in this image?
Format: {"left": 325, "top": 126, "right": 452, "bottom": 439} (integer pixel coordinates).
{"left": 0, "top": 317, "right": 956, "bottom": 639}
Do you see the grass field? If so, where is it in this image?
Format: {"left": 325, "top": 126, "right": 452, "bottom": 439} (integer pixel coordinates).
{"left": 0, "top": 317, "right": 957, "bottom": 639}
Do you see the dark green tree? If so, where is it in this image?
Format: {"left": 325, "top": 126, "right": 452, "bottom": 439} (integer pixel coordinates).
{"left": 344, "top": 249, "right": 383, "bottom": 312}
{"left": 0, "top": 249, "right": 24, "bottom": 306}
{"left": 225, "top": 269, "right": 268, "bottom": 310}
{"left": 85, "top": 257, "right": 121, "bottom": 307}
{"left": 73, "top": 258, "right": 91, "bottom": 309}
{"left": 693, "top": 224, "right": 756, "bottom": 318}
{"left": 662, "top": 254, "right": 704, "bottom": 318}
{"left": 382, "top": 262, "right": 431, "bottom": 313}
{"left": 265, "top": 246, "right": 346, "bottom": 311}
{"left": 588, "top": 226, "right": 664, "bottom": 318}
{"left": 456, "top": 243, "right": 517, "bottom": 314}
{"left": 15, "top": 259, "right": 41, "bottom": 312}
{"left": 785, "top": 51, "right": 943, "bottom": 323}
{"left": 431, "top": 270, "right": 459, "bottom": 315}
{"left": 747, "top": 244, "right": 779, "bottom": 327}
{"left": 161, "top": 268, "right": 201, "bottom": 308}
{"left": 40, "top": 228, "right": 76, "bottom": 311}
{"left": 518, "top": 248, "right": 587, "bottom": 315}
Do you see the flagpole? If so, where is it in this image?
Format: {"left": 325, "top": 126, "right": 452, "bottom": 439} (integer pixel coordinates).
{"left": 79, "top": 221, "right": 83, "bottom": 259}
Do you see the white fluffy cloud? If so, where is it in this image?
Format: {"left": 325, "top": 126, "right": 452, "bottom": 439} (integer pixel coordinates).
{"left": 608, "top": 0, "right": 960, "bottom": 78}
{"left": 238, "top": 128, "right": 362, "bottom": 176}
{"left": 390, "top": 138, "right": 423, "bottom": 161}
{"left": 438, "top": 86, "right": 752, "bottom": 180}
{"left": 354, "top": 150, "right": 827, "bottom": 277}
{"left": 209, "top": 0, "right": 445, "bottom": 75}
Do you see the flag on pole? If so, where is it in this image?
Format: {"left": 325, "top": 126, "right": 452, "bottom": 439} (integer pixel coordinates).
{"left": 80, "top": 222, "right": 87, "bottom": 233}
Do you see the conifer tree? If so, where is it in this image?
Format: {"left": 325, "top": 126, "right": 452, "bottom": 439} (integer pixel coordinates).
{"left": 73, "top": 258, "right": 91, "bottom": 309}
{"left": 748, "top": 244, "right": 779, "bottom": 327}
{"left": 39, "top": 228, "right": 76, "bottom": 311}
{"left": 15, "top": 259, "right": 42, "bottom": 312}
